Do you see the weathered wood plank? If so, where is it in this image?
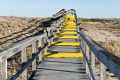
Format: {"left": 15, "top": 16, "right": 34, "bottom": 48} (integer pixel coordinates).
{"left": 85, "top": 44, "right": 90, "bottom": 75}
{"left": 38, "top": 39, "right": 43, "bottom": 62}
{"left": 0, "top": 33, "right": 46, "bottom": 62}
{"left": 38, "top": 52, "right": 42, "bottom": 62}
{"left": 10, "top": 44, "right": 47, "bottom": 80}
{"left": 100, "top": 62, "right": 106, "bottom": 80}
{"left": 0, "top": 60, "right": 7, "bottom": 80}
{"left": 91, "top": 51, "right": 96, "bottom": 80}
{"left": 32, "top": 58, "right": 89, "bottom": 80}
{"left": 53, "top": 9, "right": 65, "bottom": 19}
{"left": 32, "top": 42, "right": 37, "bottom": 71}
{"left": 21, "top": 48, "right": 27, "bottom": 80}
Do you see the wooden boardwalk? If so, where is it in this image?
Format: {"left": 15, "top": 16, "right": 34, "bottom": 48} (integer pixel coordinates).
{"left": 0, "top": 9, "right": 119, "bottom": 80}
{"left": 31, "top": 14, "right": 89, "bottom": 80}
{"left": 31, "top": 58, "right": 89, "bottom": 80}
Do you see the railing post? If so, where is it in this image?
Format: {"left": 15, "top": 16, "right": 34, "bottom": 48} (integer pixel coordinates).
{"left": 38, "top": 39, "right": 42, "bottom": 62}
{"left": 52, "top": 27, "right": 56, "bottom": 37}
{"left": 85, "top": 44, "right": 90, "bottom": 75}
{"left": 47, "top": 38, "right": 51, "bottom": 47}
{"left": 91, "top": 52, "right": 96, "bottom": 80}
{"left": 44, "top": 47, "right": 48, "bottom": 55}
{"left": 38, "top": 38, "right": 42, "bottom": 48}
{"left": 56, "top": 27, "right": 59, "bottom": 33}
{"left": 81, "top": 38, "right": 85, "bottom": 50}
{"left": 48, "top": 29, "right": 50, "bottom": 37}
{"left": 100, "top": 62, "right": 106, "bottom": 80}
{"left": 81, "top": 39, "right": 86, "bottom": 64}
{"left": 32, "top": 42, "right": 37, "bottom": 71}
{"left": 56, "top": 20, "right": 60, "bottom": 33}
{"left": 0, "top": 60, "right": 7, "bottom": 80}
{"left": 21, "top": 48, "right": 27, "bottom": 80}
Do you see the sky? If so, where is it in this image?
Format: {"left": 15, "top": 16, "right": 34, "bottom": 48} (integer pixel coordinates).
{"left": 0, "top": 0, "right": 120, "bottom": 18}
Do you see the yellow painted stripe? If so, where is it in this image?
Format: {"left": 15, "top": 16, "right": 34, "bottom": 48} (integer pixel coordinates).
{"left": 44, "top": 52, "right": 83, "bottom": 58}
{"left": 60, "top": 26, "right": 76, "bottom": 27}
{"left": 59, "top": 27, "right": 76, "bottom": 29}
{"left": 58, "top": 32, "right": 77, "bottom": 35}
{"left": 51, "top": 42, "right": 80, "bottom": 46}
{"left": 60, "top": 28, "right": 77, "bottom": 31}
{"left": 55, "top": 36, "right": 78, "bottom": 39}
{"left": 59, "top": 28, "right": 76, "bottom": 30}
{"left": 64, "top": 26, "right": 76, "bottom": 28}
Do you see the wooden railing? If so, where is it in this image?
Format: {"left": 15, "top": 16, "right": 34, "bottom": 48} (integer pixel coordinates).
{"left": 0, "top": 9, "right": 102, "bottom": 80}
{"left": 52, "top": 9, "right": 66, "bottom": 19}
{"left": 0, "top": 26, "right": 59, "bottom": 80}
{"left": 0, "top": 8, "right": 67, "bottom": 80}
{"left": 65, "top": 9, "right": 76, "bottom": 16}
{"left": 0, "top": 9, "right": 75, "bottom": 80}
{"left": 78, "top": 26, "right": 120, "bottom": 80}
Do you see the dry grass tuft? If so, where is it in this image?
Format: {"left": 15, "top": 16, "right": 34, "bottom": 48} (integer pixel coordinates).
{"left": 78, "top": 18, "right": 120, "bottom": 57}
{"left": 0, "top": 16, "right": 50, "bottom": 50}
{"left": 78, "top": 18, "right": 120, "bottom": 80}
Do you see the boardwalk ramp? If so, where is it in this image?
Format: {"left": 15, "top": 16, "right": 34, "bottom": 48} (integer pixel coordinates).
{"left": 32, "top": 13, "right": 89, "bottom": 80}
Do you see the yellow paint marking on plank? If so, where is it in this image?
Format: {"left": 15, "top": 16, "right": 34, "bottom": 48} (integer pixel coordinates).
{"left": 58, "top": 32, "right": 77, "bottom": 35}
{"left": 51, "top": 42, "right": 80, "bottom": 46}
{"left": 64, "top": 21, "right": 76, "bottom": 26}
{"left": 60, "top": 28, "right": 77, "bottom": 31}
{"left": 59, "top": 26, "right": 76, "bottom": 28}
{"left": 65, "top": 15, "right": 76, "bottom": 21}
{"left": 60, "top": 26, "right": 76, "bottom": 28}
{"left": 64, "top": 25, "right": 76, "bottom": 27}
{"left": 44, "top": 52, "right": 83, "bottom": 58}
{"left": 59, "top": 27, "right": 76, "bottom": 30}
{"left": 55, "top": 36, "right": 78, "bottom": 39}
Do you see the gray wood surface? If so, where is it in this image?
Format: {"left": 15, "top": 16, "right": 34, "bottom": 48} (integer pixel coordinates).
{"left": 21, "top": 48, "right": 27, "bottom": 80}
{"left": 100, "top": 62, "right": 106, "bottom": 80}
{"left": 0, "top": 60, "right": 7, "bottom": 80}
{"left": 31, "top": 58, "right": 89, "bottom": 80}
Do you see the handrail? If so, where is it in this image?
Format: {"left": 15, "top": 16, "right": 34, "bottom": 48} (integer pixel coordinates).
{"left": 66, "top": 9, "right": 77, "bottom": 23}
{"left": 10, "top": 43, "right": 48, "bottom": 80}
{"left": 66, "top": 9, "right": 75, "bottom": 14}
{"left": 80, "top": 44, "right": 96, "bottom": 80}
{"left": 0, "top": 30, "right": 46, "bottom": 62}
{"left": 78, "top": 27, "right": 120, "bottom": 79}
{"left": 52, "top": 9, "right": 66, "bottom": 19}
{"left": 0, "top": 9, "right": 73, "bottom": 80}
{"left": 0, "top": 26, "right": 58, "bottom": 80}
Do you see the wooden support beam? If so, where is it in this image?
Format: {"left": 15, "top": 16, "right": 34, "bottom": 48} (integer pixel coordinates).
{"left": 38, "top": 52, "right": 42, "bottom": 62}
{"left": 52, "top": 28, "right": 56, "bottom": 36}
{"left": 32, "top": 42, "right": 37, "bottom": 71}
{"left": 100, "top": 62, "right": 106, "bottom": 80}
{"left": 47, "top": 28, "right": 51, "bottom": 37}
{"left": 38, "top": 39, "right": 43, "bottom": 62}
{"left": 43, "top": 47, "right": 48, "bottom": 55}
{"left": 0, "top": 60, "right": 7, "bottom": 80}
{"left": 21, "top": 48, "right": 27, "bottom": 80}
{"left": 91, "top": 52, "right": 96, "bottom": 80}
{"left": 86, "top": 44, "right": 90, "bottom": 75}
{"left": 47, "top": 37, "right": 51, "bottom": 47}
{"left": 38, "top": 39, "right": 42, "bottom": 48}
{"left": 56, "top": 28, "right": 60, "bottom": 33}
{"left": 81, "top": 39, "right": 86, "bottom": 64}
